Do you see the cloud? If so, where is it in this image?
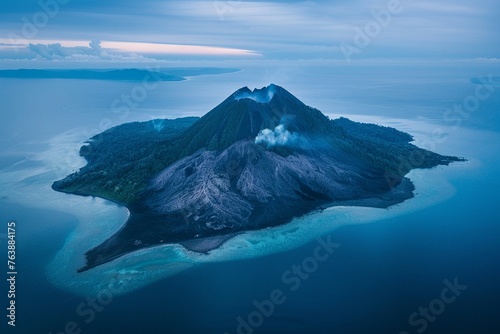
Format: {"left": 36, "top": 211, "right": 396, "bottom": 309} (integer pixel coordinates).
{"left": 473, "top": 57, "right": 500, "bottom": 62}
{"left": 27, "top": 41, "right": 116, "bottom": 61}
{"left": 255, "top": 124, "right": 298, "bottom": 147}
{"left": 1, "top": 39, "right": 259, "bottom": 62}
{"left": 24, "top": 40, "right": 153, "bottom": 62}
{"left": 28, "top": 43, "right": 80, "bottom": 60}
{"left": 89, "top": 39, "right": 103, "bottom": 55}
{"left": 0, "top": 0, "right": 498, "bottom": 62}
{"left": 101, "top": 41, "right": 259, "bottom": 56}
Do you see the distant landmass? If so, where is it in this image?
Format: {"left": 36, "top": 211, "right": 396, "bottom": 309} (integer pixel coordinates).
{"left": 52, "top": 84, "right": 463, "bottom": 271}
{"left": 0, "top": 67, "right": 240, "bottom": 81}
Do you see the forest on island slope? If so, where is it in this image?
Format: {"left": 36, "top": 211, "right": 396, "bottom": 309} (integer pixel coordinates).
{"left": 52, "top": 114, "right": 462, "bottom": 205}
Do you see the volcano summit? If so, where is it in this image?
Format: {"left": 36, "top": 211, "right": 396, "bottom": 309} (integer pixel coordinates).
{"left": 53, "top": 84, "right": 463, "bottom": 271}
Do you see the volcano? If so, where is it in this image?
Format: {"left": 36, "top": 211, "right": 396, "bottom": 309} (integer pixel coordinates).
{"left": 52, "top": 84, "right": 463, "bottom": 271}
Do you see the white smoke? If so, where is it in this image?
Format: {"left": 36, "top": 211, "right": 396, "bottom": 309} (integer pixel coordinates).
{"left": 234, "top": 85, "right": 277, "bottom": 103}
{"left": 151, "top": 119, "right": 165, "bottom": 132}
{"left": 255, "top": 124, "right": 298, "bottom": 147}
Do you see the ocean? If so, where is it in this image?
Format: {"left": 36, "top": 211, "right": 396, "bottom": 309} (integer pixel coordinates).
{"left": 0, "top": 61, "right": 499, "bottom": 333}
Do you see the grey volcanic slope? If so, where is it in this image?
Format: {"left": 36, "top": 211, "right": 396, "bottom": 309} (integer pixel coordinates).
{"left": 51, "top": 84, "right": 462, "bottom": 272}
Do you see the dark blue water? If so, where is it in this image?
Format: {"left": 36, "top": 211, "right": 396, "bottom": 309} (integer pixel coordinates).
{"left": 88, "top": 169, "right": 500, "bottom": 334}
{"left": 2, "top": 157, "right": 498, "bottom": 334}
{"left": 0, "top": 203, "right": 81, "bottom": 334}
{"left": 1, "top": 65, "right": 499, "bottom": 333}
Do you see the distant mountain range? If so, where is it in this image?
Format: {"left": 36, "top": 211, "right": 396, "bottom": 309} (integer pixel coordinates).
{"left": 0, "top": 67, "right": 239, "bottom": 81}
{"left": 52, "top": 84, "right": 463, "bottom": 271}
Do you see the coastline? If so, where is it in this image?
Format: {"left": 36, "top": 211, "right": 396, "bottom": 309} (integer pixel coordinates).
{"left": 51, "top": 183, "right": 130, "bottom": 208}
{"left": 77, "top": 174, "right": 416, "bottom": 273}
{"left": 68, "top": 168, "right": 420, "bottom": 272}
{"left": 50, "top": 103, "right": 460, "bottom": 272}
{"left": 0, "top": 115, "right": 480, "bottom": 297}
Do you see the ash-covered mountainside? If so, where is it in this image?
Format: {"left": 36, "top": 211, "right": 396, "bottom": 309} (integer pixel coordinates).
{"left": 52, "top": 84, "right": 463, "bottom": 271}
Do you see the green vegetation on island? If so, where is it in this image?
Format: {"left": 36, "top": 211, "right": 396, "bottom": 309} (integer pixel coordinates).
{"left": 51, "top": 84, "right": 464, "bottom": 271}
{"left": 53, "top": 89, "right": 462, "bottom": 206}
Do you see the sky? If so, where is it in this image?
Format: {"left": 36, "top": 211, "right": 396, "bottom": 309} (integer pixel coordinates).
{"left": 0, "top": 0, "right": 499, "bottom": 66}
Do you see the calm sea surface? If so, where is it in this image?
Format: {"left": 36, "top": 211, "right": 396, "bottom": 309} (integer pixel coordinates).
{"left": 0, "top": 62, "right": 499, "bottom": 333}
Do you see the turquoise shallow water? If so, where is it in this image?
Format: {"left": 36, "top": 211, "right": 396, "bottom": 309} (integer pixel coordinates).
{"left": 0, "top": 61, "right": 499, "bottom": 333}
